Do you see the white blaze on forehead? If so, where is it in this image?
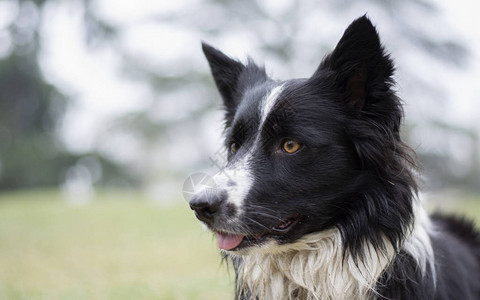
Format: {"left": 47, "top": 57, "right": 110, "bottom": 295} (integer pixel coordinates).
{"left": 260, "top": 84, "right": 284, "bottom": 126}
{"left": 212, "top": 159, "right": 253, "bottom": 211}
{"left": 210, "top": 85, "right": 284, "bottom": 213}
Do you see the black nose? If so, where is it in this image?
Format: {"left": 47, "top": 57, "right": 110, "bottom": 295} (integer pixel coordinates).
{"left": 189, "top": 189, "right": 226, "bottom": 224}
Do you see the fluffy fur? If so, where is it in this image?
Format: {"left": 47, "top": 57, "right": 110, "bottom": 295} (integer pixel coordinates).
{"left": 234, "top": 229, "right": 394, "bottom": 300}
{"left": 190, "top": 16, "right": 480, "bottom": 299}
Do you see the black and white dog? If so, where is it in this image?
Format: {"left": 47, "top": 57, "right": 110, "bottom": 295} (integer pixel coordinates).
{"left": 190, "top": 16, "right": 480, "bottom": 299}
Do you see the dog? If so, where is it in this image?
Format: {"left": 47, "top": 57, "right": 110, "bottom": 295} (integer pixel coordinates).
{"left": 189, "top": 16, "right": 480, "bottom": 299}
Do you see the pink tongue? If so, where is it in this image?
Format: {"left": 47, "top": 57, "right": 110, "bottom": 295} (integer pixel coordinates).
{"left": 216, "top": 232, "right": 245, "bottom": 250}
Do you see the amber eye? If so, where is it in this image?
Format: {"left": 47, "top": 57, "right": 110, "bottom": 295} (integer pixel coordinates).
{"left": 230, "top": 142, "right": 238, "bottom": 154}
{"left": 283, "top": 140, "right": 301, "bottom": 154}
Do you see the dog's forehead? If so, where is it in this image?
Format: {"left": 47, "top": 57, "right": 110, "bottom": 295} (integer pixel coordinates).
{"left": 233, "top": 82, "right": 286, "bottom": 131}
{"left": 235, "top": 83, "right": 276, "bottom": 121}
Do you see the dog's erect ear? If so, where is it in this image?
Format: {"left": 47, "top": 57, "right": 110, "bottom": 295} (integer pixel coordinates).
{"left": 202, "top": 42, "right": 246, "bottom": 119}
{"left": 314, "top": 15, "right": 395, "bottom": 112}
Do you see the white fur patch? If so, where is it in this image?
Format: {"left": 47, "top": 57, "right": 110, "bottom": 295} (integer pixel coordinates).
{"left": 234, "top": 229, "right": 395, "bottom": 300}
{"left": 260, "top": 84, "right": 284, "bottom": 126}
{"left": 212, "top": 161, "right": 253, "bottom": 213}
{"left": 403, "top": 199, "right": 436, "bottom": 282}
{"left": 212, "top": 85, "right": 284, "bottom": 214}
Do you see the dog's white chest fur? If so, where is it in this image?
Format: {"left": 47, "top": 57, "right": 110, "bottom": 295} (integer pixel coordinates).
{"left": 235, "top": 229, "right": 395, "bottom": 300}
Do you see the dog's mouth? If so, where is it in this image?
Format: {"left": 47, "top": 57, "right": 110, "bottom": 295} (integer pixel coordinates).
{"left": 215, "top": 213, "right": 303, "bottom": 251}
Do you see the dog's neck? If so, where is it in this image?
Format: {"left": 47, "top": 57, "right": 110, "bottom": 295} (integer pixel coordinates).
{"left": 233, "top": 203, "right": 435, "bottom": 300}
{"left": 233, "top": 229, "right": 395, "bottom": 300}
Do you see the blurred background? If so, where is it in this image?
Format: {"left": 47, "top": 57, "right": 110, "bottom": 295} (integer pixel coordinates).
{"left": 0, "top": 0, "right": 479, "bottom": 299}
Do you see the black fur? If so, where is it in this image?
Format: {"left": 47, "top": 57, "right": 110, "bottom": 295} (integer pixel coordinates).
{"left": 194, "top": 16, "right": 480, "bottom": 299}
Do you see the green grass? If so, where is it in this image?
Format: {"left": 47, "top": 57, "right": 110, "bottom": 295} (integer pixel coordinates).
{"left": 0, "top": 190, "right": 234, "bottom": 300}
{"left": 0, "top": 190, "right": 479, "bottom": 300}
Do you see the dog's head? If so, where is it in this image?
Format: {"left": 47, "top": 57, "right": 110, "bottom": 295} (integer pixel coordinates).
{"left": 190, "top": 16, "right": 416, "bottom": 256}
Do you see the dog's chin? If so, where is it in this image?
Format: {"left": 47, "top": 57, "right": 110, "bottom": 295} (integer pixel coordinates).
{"left": 222, "top": 238, "right": 297, "bottom": 257}
{"left": 208, "top": 213, "right": 304, "bottom": 256}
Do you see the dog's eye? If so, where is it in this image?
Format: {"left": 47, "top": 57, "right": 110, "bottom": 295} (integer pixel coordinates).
{"left": 283, "top": 140, "right": 301, "bottom": 154}
{"left": 230, "top": 142, "right": 238, "bottom": 154}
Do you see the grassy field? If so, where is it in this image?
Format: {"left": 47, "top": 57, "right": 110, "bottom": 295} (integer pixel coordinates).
{"left": 0, "top": 190, "right": 233, "bottom": 300}
{"left": 0, "top": 190, "right": 479, "bottom": 300}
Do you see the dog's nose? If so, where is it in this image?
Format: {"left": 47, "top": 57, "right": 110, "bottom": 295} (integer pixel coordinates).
{"left": 189, "top": 190, "right": 226, "bottom": 224}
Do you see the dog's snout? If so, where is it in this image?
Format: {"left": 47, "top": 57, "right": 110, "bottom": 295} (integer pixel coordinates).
{"left": 189, "top": 190, "right": 227, "bottom": 223}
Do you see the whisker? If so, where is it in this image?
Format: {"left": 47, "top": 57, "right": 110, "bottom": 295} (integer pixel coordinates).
{"left": 242, "top": 216, "right": 271, "bottom": 233}
{"left": 248, "top": 210, "right": 283, "bottom": 222}
{"left": 245, "top": 204, "right": 280, "bottom": 214}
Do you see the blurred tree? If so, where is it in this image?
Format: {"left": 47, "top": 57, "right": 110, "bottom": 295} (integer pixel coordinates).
{"left": 0, "top": 0, "right": 134, "bottom": 190}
